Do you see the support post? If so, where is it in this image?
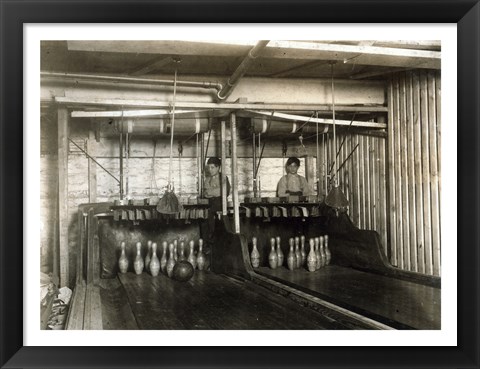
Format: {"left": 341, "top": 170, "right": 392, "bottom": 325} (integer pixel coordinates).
{"left": 221, "top": 121, "right": 227, "bottom": 216}
{"left": 57, "top": 107, "right": 69, "bottom": 287}
{"left": 230, "top": 113, "right": 240, "bottom": 233}
{"left": 303, "top": 155, "right": 316, "bottom": 195}
{"left": 252, "top": 132, "right": 257, "bottom": 197}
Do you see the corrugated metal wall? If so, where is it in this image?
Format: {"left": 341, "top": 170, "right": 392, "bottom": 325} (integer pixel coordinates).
{"left": 388, "top": 71, "right": 441, "bottom": 276}
{"left": 320, "top": 70, "right": 441, "bottom": 277}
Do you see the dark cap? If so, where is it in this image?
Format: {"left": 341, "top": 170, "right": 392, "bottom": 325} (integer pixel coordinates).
{"left": 207, "top": 157, "right": 221, "bottom": 166}
{"left": 286, "top": 157, "right": 300, "bottom": 167}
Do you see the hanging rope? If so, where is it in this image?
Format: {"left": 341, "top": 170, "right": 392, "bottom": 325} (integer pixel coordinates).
{"left": 167, "top": 69, "right": 178, "bottom": 190}
{"left": 150, "top": 139, "right": 159, "bottom": 194}
{"left": 325, "top": 62, "right": 349, "bottom": 211}
{"left": 157, "top": 67, "right": 181, "bottom": 214}
{"left": 331, "top": 63, "right": 337, "bottom": 186}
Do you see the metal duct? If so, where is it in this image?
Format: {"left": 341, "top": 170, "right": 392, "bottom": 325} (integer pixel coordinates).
{"left": 251, "top": 118, "right": 328, "bottom": 135}
{"left": 41, "top": 71, "right": 223, "bottom": 93}
{"left": 216, "top": 40, "right": 269, "bottom": 101}
{"left": 114, "top": 117, "right": 210, "bottom": 136}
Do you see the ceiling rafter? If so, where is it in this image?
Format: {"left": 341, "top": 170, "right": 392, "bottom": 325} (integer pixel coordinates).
{"left": 67, "top": 40, "right": 441, "bottom": 70}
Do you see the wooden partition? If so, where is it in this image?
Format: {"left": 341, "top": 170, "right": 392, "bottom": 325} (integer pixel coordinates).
{"left": 317, "top": 70, "right": 441, "bottom": 277}
{"left": 387, "top": 71, "right": 441, "bottom": 276}
{"left": 319, "top": 130, "right": 389, "bottom": 259}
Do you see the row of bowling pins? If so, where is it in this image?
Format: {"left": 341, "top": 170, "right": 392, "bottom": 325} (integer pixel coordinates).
{"left": 250, "top": 235, "right": 331, "bottom": 272}
{"left": 118, "top": 238, "right": 207, "bottom": 277}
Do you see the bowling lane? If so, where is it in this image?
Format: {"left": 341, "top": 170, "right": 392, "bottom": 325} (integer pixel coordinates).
{"left": 115, "top": 272, "right": 352, "bottom": 330}
{"left": 254, "top": 265, "right": 441, "bottom": 329}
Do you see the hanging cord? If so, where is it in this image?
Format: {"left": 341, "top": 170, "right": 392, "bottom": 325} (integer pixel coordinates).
{"left": 331, "top": 63, "right": 338, "bottom": 187}
{"left": 119, "top": 108, "right": 124, "bottom": 199}
{"left": 178, "top": 141, "right": 183, "bottom": 196}
{"left": 316, "top": 111, "right": 320, "bottom": 194}
{"left": 150, "top": 139, "right": 159, "bottom": 193}
{"left": 125, "top": 130, "right": 129, "bottom": 198}
{"left": 328, "top": 112, "right": 357, "bottom": 175}
{"left": 167, "top": 68, "right": 178, "bottom": 191}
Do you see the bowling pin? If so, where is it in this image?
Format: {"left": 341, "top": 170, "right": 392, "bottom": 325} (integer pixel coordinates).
{"left": 324, "top": 235, "right": 331, "bottom": 265}
{"left": 118, "top": 241, "right": 129, "bottom": 274}
{"left": 173, "top": 244, "right": 178, "bottom": 262}
{"left": 166, "top": 243, "right": 176, "bottom": 278}
{"left": 150, "top": 242, "right": 160, "bottom": 277}
{"left": 173, "top": 240, "right": 178, "bottom": 261}
{"left": 178, "top": 241, "right": 186, "bottom": 261}
{"left": 145, "top": 240, "right": 152, "bottom": 272}
{"left": 300, "top": 235, "right": 306, "bottom": 267}
{"left": 268, "top": 238, "right": 278, "bottom": 269}
{"left": 197, "top": 239, "right": 206, "bottom": 271}
{"left": 276, "top": 237, "right": 284, "bottom": 268}
{"left": 314, "top": 237, "right": 321, "bottom": 270}
{"left": 187, "top": 240, "right": 197, "bottom": 269}
{"left": 250, "top": 237, "right": 260, "bottom": 268}
{"left": 307, "top": 238, "right": 317, "bottom": 272}
{"left": 287, "top": 238, "right": 296, "bottom": 271}
{"left": 294, "top": 237, "right": 301, "bottom": 269}
{"left": 134, "top": 242, "right": 144, "bottom": 275}
{"left": 318, "top": 236, "right": 325, "bottom": 268}
{"left": 160, "top": 241, "right": 168, "bottom": 274}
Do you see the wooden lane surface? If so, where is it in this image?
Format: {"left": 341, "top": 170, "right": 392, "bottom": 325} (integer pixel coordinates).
{"left": 98, "top": 278, "right": 138, "bottom": 330}
{"left": 117, "top": 271, "right": 345, "bottom": 330}
{"left": 255, "top": 265, "right": 440, "bottom": 330}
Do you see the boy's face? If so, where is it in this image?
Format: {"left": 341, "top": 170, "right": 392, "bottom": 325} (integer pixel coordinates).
{"left": 208, "top": 164, "right": 220, "bottom": 176}
{"left": 286, "top": 163, "right": 299, "bottom": 175}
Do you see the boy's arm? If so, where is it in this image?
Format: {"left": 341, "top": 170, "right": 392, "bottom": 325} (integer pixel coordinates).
{"left": 277, "top": 176, "right": 287, "bottom": 196}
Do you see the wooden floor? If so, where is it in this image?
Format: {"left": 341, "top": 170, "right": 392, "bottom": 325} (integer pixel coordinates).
{"left": 96, "top": 271, "right": 359, "bottom": 330}
{"left": 255, "top": 265, "right": 441, "bottom": 329}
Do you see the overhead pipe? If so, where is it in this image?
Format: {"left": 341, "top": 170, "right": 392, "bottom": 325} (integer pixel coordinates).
{"left": 41, "top": 71, "right": 223, "bottom": 93}
{"left": 216, "top": 40, "right": 270, "bottom": 101}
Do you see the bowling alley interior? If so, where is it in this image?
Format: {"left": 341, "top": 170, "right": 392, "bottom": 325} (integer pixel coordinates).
{"left": 40, "top": 40, "right": 441, "bottom": 330}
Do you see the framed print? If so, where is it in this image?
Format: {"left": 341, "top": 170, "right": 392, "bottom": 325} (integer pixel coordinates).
{"left": 1, "top": 0, "right": 479, "bottom": 368}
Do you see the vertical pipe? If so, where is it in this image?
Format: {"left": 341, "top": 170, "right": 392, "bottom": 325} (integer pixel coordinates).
{"left": 221, "top": 121, "right": 227, "bottom": 216}
{"left": 231, "top": 113, "right": 240, "bottom": 233}
{"left": 119, "top": 133, "right": 124, "bottom": 200}
{"left": 252, "top": 131, "right": 257, "bottom": 197}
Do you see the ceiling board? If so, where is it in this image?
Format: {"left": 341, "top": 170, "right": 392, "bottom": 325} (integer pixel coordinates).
{"left": 41, "top": 40, "right": 441, "bottom": 81}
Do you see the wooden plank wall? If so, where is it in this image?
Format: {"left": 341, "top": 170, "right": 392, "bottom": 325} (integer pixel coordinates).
{"left": 320, "top": 130, "right": 389, "bottom": 255}
{"left": 387, "top": 71, "right": 441, "bottom": 276}
{"left": 320, "top": 70, "right": 441, "bottom": 277}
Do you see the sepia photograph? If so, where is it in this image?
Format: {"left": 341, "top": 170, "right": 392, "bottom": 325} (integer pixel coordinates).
{"left": 39, "top": 38, "right": 442, "bottom": 332}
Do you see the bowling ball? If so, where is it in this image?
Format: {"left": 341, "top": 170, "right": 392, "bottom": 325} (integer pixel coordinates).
{"left": 172, "top": 261, "right": 194, "bottom": 282}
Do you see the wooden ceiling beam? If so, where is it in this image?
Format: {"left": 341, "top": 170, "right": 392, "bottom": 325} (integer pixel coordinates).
{"left": 67, "top": 40, "right": 441, "bottom": 70}
{"left": 350, "top": 67, "right": 413, "bottom": 80}
{"left": 129, "top": 56, "right": 175, "bottom": 76}
{"left": 267, "top": 60, "right": 328, "bottom": 78}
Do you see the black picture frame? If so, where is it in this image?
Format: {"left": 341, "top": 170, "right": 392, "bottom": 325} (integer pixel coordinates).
{"left": 1, "top": 1, "right": 478, "bottom": 368}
